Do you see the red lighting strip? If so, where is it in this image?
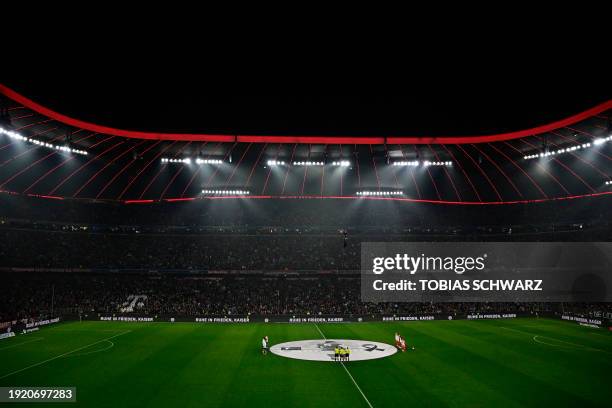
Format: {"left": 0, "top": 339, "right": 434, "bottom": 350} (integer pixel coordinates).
{"left": 416, "top": 145, "right": 441, "bottom": 201}
{"left": 261, "top": 143, "right": 281, "bottom": 195}
{"left": 179, "top": 141, "right": 211, "bottom": 197}
{"left": 0, "top": 151, "right": 57, "bottom": 188}
{"left": 118, "top": 140, "right": 177, "bottom": 200}
{"left": 95, "top": 140, "right": 161, "bottom": 199}
{"left": 23, "top": 133, "right": 106, "bottom": 194}
{"left": 488, "top": 143, "right": 547, "bottom": 199}
{"left": 49, "top": 140, "right": 124, "bottom": 195}
{"left": 427, "top": 144, "right": 461, "bottom": 201}
{"left": 300, "top": 145, "right": 311, "bottom": 195}
{"left": 204, "top": 142, "right": 235, "bottom": 188}
{"left": 159, "top": 142, "right": 193, "bottom": 199}
{"left": 397, "top": 145, "right": 421, "bottom": 199}
{"left": 2, "top": 188, "right": 611, "bottom": 205}
{"left": 504, "top": 141, "right": 570, "bottom": 195}
{"left": 138, "top": 140, "right": 182, "bottom": 199}
{"left": 120, "top": 191, "right": 612, "bottom": 205}
{"left": 456, "top": 144, "right": 503, "bottom": 201}
{"left": 225, "top": 142, "right": 252, "bottom": 187}
{"left": 557, "top": 129, "right": 612, "bottom": 162}
{"left": 369, "top": 145, "right": 381, "bottom": 189}
{"left": 125, "top": 199, "right": 154, "bottom": 204}
{"left": 2, "top": 84, "right": 610, "bottom": 144}
{"left": 520, "top": 138, "right": 595, "bottom": 193}
{"left": 281, "top": 143, "right": 297, "bottom": 195}
{"left": 545, "top": 132, "right": 609, "bottom": 178}
{"left": 72, "top": 140, "right": 147, "bottom": 198}
{"left": 471, "top": 144, "right": 524, "bottom": 199}
{"left": 27, "top": 194, "right": 63, "bottom": 200}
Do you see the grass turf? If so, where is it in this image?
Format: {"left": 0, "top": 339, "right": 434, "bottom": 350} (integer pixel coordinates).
{"left": 0, "top": 318, "right": 610, "bottom": 407}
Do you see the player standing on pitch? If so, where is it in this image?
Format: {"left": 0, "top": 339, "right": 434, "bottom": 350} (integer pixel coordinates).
{"left": 262, "top": 336, "right": 269, "bottom": 355}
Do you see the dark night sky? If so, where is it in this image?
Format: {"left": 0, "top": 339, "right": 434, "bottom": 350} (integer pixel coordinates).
{"left": 2, "top": 79, "right": 609, "bottom": 137}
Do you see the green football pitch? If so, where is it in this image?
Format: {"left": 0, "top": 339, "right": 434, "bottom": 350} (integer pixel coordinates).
{"left": 0, "top": 318, "right": 610, "bottom": 407}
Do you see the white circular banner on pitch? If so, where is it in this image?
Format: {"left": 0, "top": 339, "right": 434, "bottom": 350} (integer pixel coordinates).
{"left": 270, "top": 339, "right": 397, "bottom": 362}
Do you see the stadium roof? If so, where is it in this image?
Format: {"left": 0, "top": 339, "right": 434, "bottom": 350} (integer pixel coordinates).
{"left": 1, "top": 84, "right": 610, "bottom": 145}
{"left": 0, "top": 84, "right": 610, "bottom": 204}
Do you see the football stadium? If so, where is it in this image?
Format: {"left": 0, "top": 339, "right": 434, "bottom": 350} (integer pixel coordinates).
{"left": 0, "top": 83, "right": 611, "bottom": 407}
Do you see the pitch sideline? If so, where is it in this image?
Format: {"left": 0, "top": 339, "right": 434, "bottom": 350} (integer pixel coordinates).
{"left": 0, "top": 330, "right": 132, "bottom": 380}
{"left": 0, "top": 336, "right": 45, "bottom": 351}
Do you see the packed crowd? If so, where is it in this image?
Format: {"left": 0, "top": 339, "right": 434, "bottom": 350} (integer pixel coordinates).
{"left": 1, "top": 194, "right": 610, "bottom": 323}
{"left": 1, "top": 225, "right": 610, "bottom": 271}
{"left": 5, "top": 272, "right": 608, "bottom": 322}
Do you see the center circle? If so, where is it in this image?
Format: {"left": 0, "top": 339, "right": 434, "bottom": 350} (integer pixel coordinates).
{"left": 270, "top": 339, "right": 397, "bottom": 362}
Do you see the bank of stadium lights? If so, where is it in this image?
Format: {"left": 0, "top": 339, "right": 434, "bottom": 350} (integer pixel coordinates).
{"left": 392, "top": 160, "right": 452, "bottom": 167}
{"left": 524, "top": 136, "right": 612, "bottom": 160}
{"left": 201, "top": 189, "right": 250, "bottom": 195}
{"left": 267, "top": 160, "right": 286, "bottom": 166}
{"left": 392, "top": 161, "right": 419, "bottom": 166}
{"left": 605, "top": 180, "right": 612, "bottom": 186}
{"left": 161, "top": 158, "right": 223, "bottom": 164}
{"left": 423, "top": 160, "right": 452, "bottom": 167}
{"left": 356, "top": 191, "right": 404, "bottom": 196}
{"left": 0, "top": 126, "right": 88, "bottom": 156}
{"left": 162, "top": 158, "right": 192, "bottom": 164}
{"left": 196, "top": 158, "right": 223, "bottom": 164}
{"left": 594, "top": 136, "right": 612, "bottom": 145}
{"left": 331, "top": 160, "right": 351, "bottom": 167}
{"left": 271, "top": 160, "right": 349, "bottom": 167}
{"left": 293, "top": 161, "right": 324, "bottom": 166}
{"left": 524, "top": 143, "right": 592, "bottom": 160}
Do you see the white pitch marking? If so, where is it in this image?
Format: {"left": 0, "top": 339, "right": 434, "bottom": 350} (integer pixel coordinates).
{"left": 0, "top": 337, "right": 44, "bottom": 351}
{"left": 501, "top": 326, "right": 611, "bottom": 354}
{"left": 0, "top": 330, "right": 131, "bottom": 380}
{"left": 64, "top": 340, "right": 115, "bottom": 357}
{"left": 314, "top": 324, "right": 374, "bottom": 408}
{"left": 532, "top": 335, "right": 587, "bottom": 350}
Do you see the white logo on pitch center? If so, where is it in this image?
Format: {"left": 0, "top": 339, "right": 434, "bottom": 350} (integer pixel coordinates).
{"left": 270, "top": 339, "right": 397, "bottom": 362}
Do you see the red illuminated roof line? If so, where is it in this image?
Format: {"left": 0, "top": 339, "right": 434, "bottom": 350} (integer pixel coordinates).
{"left": 120, "top": 191, "right": 612, "bottom": 205}
{"left": 1, "top": 83, "right": 611, "bottom": 145}
{"left": 26, "top": 193, "right": 63, "bottom": 200}
{"left": 124, "top": 199, "right": 155, "bottom": 204}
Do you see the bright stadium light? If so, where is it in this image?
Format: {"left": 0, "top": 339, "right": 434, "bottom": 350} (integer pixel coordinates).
{"left": 201, "top": 189, "right": 250, "bottom": 195}
{"left": 162, "top": 158, "right": 192, "bottom": 164}
{"left": 331, "top": 160, "right": 351, "bottom": 167}
{"left": 267, "top": 160, "right": 286, "bottom": 166}
{"left": 523, "top": 136, "right": 612, "bottom": 160}
{"left": 422, "top": 161, "right": 452, "bottom": 167}
{"left": 293, "top": 161, "right": 324, "bottom": 166}
{"left": 356, "top": 190, "right": 404, "bottom": 197}
{"left": 0, "top": 126, "right": 88, "bottom": 155}
{"left": 163, "top": 158, "right": 223, "bottom": 164}
{"left": 605, "top": 180, "right": 612, "bottom": 186}
{"left": 392, "top": 161, "right": 419, "bottom": 166}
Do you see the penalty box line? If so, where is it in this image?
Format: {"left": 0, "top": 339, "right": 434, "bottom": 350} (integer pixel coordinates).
{"left": 314, "top": 324, "right": 374, "bottom": 408}
{"left": 0, "top": 330, "right": 132, "bottom": 380}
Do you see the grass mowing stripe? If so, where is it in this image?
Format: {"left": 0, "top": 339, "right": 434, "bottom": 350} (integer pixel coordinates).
{"left": 0, "top": 330, "right": 131, "bottom": 380}
{"left": 314, "top": 323, "right": 374, "bottom": 408}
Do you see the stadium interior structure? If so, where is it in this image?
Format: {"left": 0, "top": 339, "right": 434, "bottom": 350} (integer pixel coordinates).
{"left": 0, "top": 86, "right": 611, "bottom": 324}
{"left": 1, "top": 86, "right": 611, "bottom": 407}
